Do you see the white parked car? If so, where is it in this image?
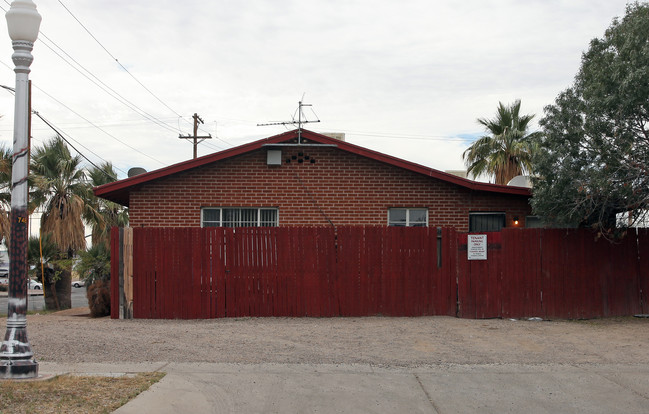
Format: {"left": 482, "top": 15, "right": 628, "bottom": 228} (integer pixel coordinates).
{"left": 28, "top": 279, "right": 42, "bottom": 290}
{"left": 72, "top": 280, "right": 85, "bottom": 288}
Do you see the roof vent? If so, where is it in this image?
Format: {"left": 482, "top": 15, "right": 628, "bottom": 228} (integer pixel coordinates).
{"left": 445, "top": 170, "right": 467, "bottom": 179}
{"left": 507, "top": 175, "right": 533, "bottom": 188}
{"left": 128, "top": 167, "right": 147, "bottom": 177}
{"left": 322, "top": 132, "right": 345, "bottom": 141}
{"left": 267, "top": 150, "right": 282, "bottom": 166}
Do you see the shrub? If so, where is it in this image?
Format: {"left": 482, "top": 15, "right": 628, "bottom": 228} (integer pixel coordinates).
{"left": 86, "top": 279, "right": 110, "bottom": 317}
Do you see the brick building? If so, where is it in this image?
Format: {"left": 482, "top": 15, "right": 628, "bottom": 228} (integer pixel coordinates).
{"left": 94, "top": 129, "right": 533, "bottom": 231}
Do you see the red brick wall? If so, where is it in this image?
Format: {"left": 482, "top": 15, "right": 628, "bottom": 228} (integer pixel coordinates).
{"left": 128, "top": 147, "right": 532, "bottom": 231}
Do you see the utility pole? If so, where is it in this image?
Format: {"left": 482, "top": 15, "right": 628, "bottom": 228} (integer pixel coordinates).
{"left": 179, "top": 113, "right": 211, "bottom": 159}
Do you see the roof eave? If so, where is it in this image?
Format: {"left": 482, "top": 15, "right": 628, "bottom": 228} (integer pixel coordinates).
{"left": 94, "top": 129, "right": 532, "bottom": 205}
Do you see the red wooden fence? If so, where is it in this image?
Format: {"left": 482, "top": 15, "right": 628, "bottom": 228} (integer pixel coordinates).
{"left": 114, "top": 226, "right": 455, "bottom": 319}
{"left": 455, "top": 228, "right": 649, "bottom": 319}
{"left": 111, "top": 226, "right": 649, "bottom": 319}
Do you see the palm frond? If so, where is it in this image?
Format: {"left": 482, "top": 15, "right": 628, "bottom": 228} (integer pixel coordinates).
{"left": 464, "top": 100, "right": 539, "bottom": 184}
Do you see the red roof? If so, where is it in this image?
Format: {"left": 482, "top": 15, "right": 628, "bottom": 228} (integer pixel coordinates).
{"left": 94, "top": 129, "right": 531, "bottom": 206}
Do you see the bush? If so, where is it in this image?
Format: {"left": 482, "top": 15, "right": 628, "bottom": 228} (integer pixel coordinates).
{"left": 86, "top": 279, "right": 110, "bottom": 317}
{"left": 75, "top": 244, "right": 110, "bottom": 286}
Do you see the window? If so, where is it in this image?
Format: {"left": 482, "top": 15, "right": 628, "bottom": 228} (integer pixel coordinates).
{"left": 201, "top": 208, "right": 278, "bottom": 227}
{"left": 469, "top": 212, "right": 506, "bottom": 232}
{"left": 388, "top": 208, "right": 428, "bottom": 227}
{"left": 525, "top": 216, "right": 544, "bottom": 228}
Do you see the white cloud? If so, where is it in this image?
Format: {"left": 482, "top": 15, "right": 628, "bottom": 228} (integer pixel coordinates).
{"left": 0, "top": 0, "right": 631, "bottom": 178}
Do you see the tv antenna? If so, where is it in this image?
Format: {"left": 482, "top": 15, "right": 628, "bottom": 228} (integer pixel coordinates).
{"left": 257, "top": 99, "right": 321, "bottom": 144}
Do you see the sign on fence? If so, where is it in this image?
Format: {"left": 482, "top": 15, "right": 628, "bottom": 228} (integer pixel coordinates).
{"left": 467, "top": 234, "right": 487, "bottom": 260}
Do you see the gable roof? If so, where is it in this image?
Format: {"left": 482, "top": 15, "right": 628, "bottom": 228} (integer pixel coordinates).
{"left": 94, "top": 129, "right": 531, "bottom": 206}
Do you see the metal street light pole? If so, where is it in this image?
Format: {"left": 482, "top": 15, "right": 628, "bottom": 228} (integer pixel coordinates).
{"left": 0, "top": 0, "right": 41, "bottom": 380}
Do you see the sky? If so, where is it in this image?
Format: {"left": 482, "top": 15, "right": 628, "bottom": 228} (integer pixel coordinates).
{"left": 0, "top": 0, "right": 634, "bottom": 181}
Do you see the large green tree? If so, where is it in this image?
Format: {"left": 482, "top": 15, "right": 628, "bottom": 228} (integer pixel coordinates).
{"left": 532, "top": 2, "right": 649, "bottom": 235}
{"left": 463, "top": 100, "right": 540, "bottom": 185}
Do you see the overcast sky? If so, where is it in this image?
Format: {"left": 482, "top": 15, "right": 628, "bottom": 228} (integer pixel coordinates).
{"left": 0, "top": 0, "right": 633, "bottom": 180}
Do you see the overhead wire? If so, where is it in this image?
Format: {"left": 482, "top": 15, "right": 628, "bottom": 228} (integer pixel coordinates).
{"left": 30, "top": 81, "right": 166, "bottom": 165}
{"left": 34, "top": 112, "right": 124, "bottom": 179}
{"left": 331, "top": 129, "right": 476, "bottom": 142}
{"left": 0, "top": 61, "right": 166, "bottom": 166}
{"left": 56, "top": 0, "right": 185, "bottom": 120}
{"left": 1, "top": 1, "right": 208, "bottom": 149}
{"left": 35, "top": 33, "right": 180, "bottom": 135}
{"left": 56, "top": 0, "right": 236, "bottom": 149}
{"left": 2, "top": 0, "right": 238, "bottom": 158}
{"left": 0, "top": 84, "right": 127, "bottom": 177}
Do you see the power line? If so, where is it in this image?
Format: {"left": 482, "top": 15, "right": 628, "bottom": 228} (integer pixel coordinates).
{"left": 56, "top": 0, "right": 185, "bottom": 120}
{"left": 0, "top": 85, "right": 126, "bottom": 173}
{"left": 54, "top": 1, "right": 240, "bottom": 149}
{"left": 0, "top": 84, "right": 127, "bottom": 177}
{"left": 34, "top": 112, "right": 121, "bottom": 179}
{"left": 30, "top": 82, "right": 166, "bottom": 166}
{"left": 0, "top": 2, "right": 181, "bottom": 137}
{"left": 37, "top": 35, "right": 180, "bottom": 135}
{"left": 2, "top": 1, "right": 236, "bottom": 152}
{"left": 330, "top": 129, "right": 477, "bottom": 142}
{"left": 0, "top": 77, "right": 165, "bottom": 167}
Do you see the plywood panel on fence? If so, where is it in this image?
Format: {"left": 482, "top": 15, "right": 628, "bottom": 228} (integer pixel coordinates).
{"left": 438, "top": 228, "right": 456, "bottom": 317}
{"left": 110, "top": 227, "right": 120, "bottom": 319}
{"left": 638, "top": 229, "right": 649, "bottom": 314}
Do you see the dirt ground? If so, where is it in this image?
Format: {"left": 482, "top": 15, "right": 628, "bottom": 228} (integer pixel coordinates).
{"left": 10, "top": 309, "right": 649, "bottom": 367}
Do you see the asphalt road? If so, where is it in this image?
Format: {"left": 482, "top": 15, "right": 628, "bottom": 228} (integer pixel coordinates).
{"left": 0, "top": 286, "right": 88, "bottom": 315}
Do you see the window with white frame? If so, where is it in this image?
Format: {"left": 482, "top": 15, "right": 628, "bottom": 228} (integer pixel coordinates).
{"left": 201, "top": 208, "right": 278, "bottom": 227}
{"left": 388, "top": 208, "right": 428, "bottom": 227}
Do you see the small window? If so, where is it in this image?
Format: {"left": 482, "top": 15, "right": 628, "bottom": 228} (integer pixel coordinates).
{"left": 469, "top": 212, "right": 505, "bottom": 232}
{"left": 525, "top": 216, "right": 544, "bottom": 228}
{"left": 201, "top": 208, "right": 278, "bottom": 227}
{"left": 388, "top": 208, "right": 428, "bottom": 227}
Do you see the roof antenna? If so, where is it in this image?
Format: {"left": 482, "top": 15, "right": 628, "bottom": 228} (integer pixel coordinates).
{"left": 257, "top": 97, "right": 321, "bottom": 144}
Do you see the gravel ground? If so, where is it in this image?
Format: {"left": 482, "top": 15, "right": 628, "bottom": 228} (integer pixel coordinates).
{"left": 8, "top": 310, "right": 649, "bottom": 367}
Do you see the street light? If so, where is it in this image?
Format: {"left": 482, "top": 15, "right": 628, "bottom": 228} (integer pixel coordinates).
{"left": 0, "top": 0, "right": 41, "bottom": 379}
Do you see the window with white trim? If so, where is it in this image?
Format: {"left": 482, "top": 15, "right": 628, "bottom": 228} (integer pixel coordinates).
{"left": 388, "top": 208, "right": 428, "bottom": 227}
{"left": 201, "top": 208, "right": 278, "bottom": 227}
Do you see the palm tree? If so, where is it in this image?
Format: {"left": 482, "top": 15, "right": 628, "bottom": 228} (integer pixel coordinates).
{"left": 30, "top": 136, "right": 93, "bottom": 309}
{"left": 84, "top": 162, "right": 128, "bottom": 248}
{"left": 27, "top": 233, "right": 62, "bottom": 310}
{"left": 463, "top": 100, "right": 541, "bottom": 185}
{"left": 0, "top": 145, "right": 43, "bottom": 246}
{"left": 0, "top": 145, "right": 12, "bottom": 245}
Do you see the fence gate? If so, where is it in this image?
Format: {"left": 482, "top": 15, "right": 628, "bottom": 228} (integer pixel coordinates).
{"left": 111, "top": 226, "right": 456, "bottom": 319}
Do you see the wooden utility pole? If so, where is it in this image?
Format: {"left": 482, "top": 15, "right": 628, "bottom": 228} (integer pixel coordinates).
{"left": 179, "top": 113, "right": 212, "bottom": 159}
